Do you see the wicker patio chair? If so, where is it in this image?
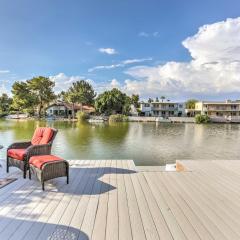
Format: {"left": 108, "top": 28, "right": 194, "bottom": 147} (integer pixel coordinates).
{"left": 6, "top": 127, "right": 58, "bottom": 178}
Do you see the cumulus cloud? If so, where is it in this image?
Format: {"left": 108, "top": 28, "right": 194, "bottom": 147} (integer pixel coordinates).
{"left": 49, "top": 73, "right": 93, "bottom": 93}
{"left": 88, "top": 58, "right": 152, "bottom": 72}
{"left": 0, "top": 80, "right": 10, "bottom": 95}
{"left": 110, "top": 79, "right": 120, "bottom": 88}
{"left": 0, "top": 70, "right": 10, "bottom": 74}
{"left": 123, "top": 17, "right": 240, "bottom": 99}
{"left": 99, "top": 48, "right": 118, "bottom": 55}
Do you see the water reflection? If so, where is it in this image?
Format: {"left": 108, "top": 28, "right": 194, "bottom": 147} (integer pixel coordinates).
{"left": 0, "top": 119, "right": 240, "bottom": 165}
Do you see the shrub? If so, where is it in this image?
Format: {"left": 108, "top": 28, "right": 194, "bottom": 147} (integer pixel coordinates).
{"left": 109, "top": 114, "right": 128, "bottom": 122}
{"left": 195, "top": 114, "right": 210, "bottom": 124}
{"left": 76, "top": 111, "right": 89, "bottom": 122}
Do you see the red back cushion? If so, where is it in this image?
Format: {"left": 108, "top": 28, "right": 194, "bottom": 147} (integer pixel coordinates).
{"left": 31, "top": 127, "right": 54, "bottom": 145}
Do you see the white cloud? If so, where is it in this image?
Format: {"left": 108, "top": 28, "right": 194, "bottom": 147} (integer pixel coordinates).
{"left": 182, "top": 18, "right": 240, "bottom": 63}
{"left": 49, "top": 73, "right": 94, "bottom": 93}
{"left": 0, "top": 70, "right": 10, "bottom": 74}
{"left": 88, "top": 58, "right": 152, "bottom": 72}
{"left": 138, "top": 31, "right": 160, "bottom": 38}
{"left": 138, "top": 32, "right": 149, "bottom": 37}
{"left": 110, "top": 79, "right": 120, "bottom": 88}
{"left": 122, "top": 17, "right": 240, "bottom": 99}
{"left": 0, "top": 80, "right": 10, "bottom": 95}
{"left": 99, "top": 48, "right": 118, "bottom": 55}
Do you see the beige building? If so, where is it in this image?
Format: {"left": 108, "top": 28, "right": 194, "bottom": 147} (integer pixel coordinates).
{"left": 195, "top": 100, "right": 240, "bottom": 117}
{"left": 140, "top": 101, "right": 185, "bottom": 117}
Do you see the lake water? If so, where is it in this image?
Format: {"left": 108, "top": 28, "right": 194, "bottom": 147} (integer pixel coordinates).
{"left": 1, "top": 119, "right": 240, "bottom": 166}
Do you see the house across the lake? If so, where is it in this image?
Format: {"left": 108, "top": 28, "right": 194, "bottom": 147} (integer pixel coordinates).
{"left": 140, "top": 101, "right": 186, "bottom": 117}
{"left": 194, "top": 100, "right": 240, "bottom": 118}
{"left": 45, "top": 102, "right": 95, "bottom": 118}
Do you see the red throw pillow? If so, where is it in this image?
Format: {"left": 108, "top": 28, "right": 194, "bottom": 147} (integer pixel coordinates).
{"left": 31, "top": 127, "right": 53, "bottom": 145}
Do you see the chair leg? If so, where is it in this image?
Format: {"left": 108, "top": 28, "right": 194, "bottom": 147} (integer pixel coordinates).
{"left": 23, "top": 170, "right": 26, "bottom": 179}
{"left": 29, "top": 169, "right": 31, "bottom": 180}
{"left": 66, "top": 162, "right": 69, "bottom": 184}
{"left": 67, "top": 174, "right": 69, "bottom": 184}
{"left": 6, "top": 157, "right": 9, "bottom": 173}
{"left": 42, "top": 181, "right": 45, "bottom": 191}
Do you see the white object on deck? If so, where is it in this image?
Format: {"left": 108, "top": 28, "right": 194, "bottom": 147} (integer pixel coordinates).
{"left": 165, "top": 164, "right": 176, "bottom": 171}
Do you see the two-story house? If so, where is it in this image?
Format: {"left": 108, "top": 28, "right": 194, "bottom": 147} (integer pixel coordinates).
{"left": 195, "top": 100, "right": 240, "bottom": 117}
{"left": 140, "top": 101, "right": 186, "bottom": 117}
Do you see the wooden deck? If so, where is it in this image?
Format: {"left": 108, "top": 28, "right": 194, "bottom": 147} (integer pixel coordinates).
{"left": 1, "top": 159, "right": 240, "bottom": 239}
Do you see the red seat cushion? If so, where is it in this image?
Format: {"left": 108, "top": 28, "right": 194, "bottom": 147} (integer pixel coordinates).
{"left": 8, "top": 149, "right": 26, "bottom": 161}
{"left": 29, "top": 155, "right": 63, "bottom": 169}
{"left": 31, "top": 127, "right": 54, "bottom": 145}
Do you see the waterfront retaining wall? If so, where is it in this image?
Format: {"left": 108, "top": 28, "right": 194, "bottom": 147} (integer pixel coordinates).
{"left": 128, "top": 116, "right": 195, "bottom": 123}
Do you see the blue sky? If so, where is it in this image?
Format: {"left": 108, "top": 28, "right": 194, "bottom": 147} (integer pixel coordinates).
{"left": 0, "top": 0, "right": 240, "bottom": 100}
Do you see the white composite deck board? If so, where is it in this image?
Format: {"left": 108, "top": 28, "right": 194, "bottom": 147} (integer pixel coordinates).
{"left": 105, "top": 159, "right": 118, "bottom": 240}
{"left": 47, "top": 160, "right": 96, "bottom": 240}
{"left": 173, "top": 172, "right": 240, "bottom": 239}
{"left": 128, "top": 162, "right": 160, "bottom": 240}
{"left": 0, "top": 162, "right": 74, "bottom": 240}
{"left": 1, "top": 159, "right": 240, "bottom": 240}
{"left": 0, "top": 180, "right": 38, "bottom": 230}
{"left": 80, "top": 160, "right": 107, "bottom": 239}
{"left": 35, "top": 160, "right": 97, "bottom": 240}
{"left": 185, "top": 161, "right": 240, "bottom": 199}
{"left": 167, "top": 172, "right": 227, "bottom": 240}
{"left": 180, "top": 171, "right": 240, "bottom": 236}
{"left": 177, "top": 172, "right": 240, "bottom": 239}
{"left": 147, "top": 172, "right": 200, "bottom": 240}
{"left": 160, "top": 173, "right": 214, "bottom": 240}
{"left": 22, "top": 160, "right": 87, "bottom": 240}
{"left": 65, "top": 160, "right": 104, "bottom": 240}
{"left": 143, "top": 172, "right": 186, "bottom": 240}
{"left": 190, "top": 166, "right": 240, "bottom": 211}
{"left": 91, "top": 160, "right": 112, "bottom": 240}
{"left": 137, "top": 173, "right": 174, "bottom": 240}
{"left": 169, "top": 172, "right": 238, "bottom": 240}
{"left": 122, "top": 160, "right": 146, "bottom": 240}
{"left": 116, "top": 160, "right": 132, "bottom": 240}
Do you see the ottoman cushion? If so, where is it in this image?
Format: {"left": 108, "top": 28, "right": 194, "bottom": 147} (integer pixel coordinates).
{"left": 29, "top": 155, "right": 63, "bottom": 169}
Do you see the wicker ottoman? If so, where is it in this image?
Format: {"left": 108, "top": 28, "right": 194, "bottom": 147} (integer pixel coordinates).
{"left": 29, "top": 155, "right": 69, "bottom": 190}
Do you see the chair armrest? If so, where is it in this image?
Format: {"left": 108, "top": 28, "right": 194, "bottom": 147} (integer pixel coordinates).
{"left": 26, "top": 144, "right": 52, "bottom": 158}
{"left": 8, "top": 141, "right": 31, "bottom": 150}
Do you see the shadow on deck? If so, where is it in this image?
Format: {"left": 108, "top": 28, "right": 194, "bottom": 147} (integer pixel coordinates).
{"left": 0, "top": 217, "right": 89, "bottom": 240}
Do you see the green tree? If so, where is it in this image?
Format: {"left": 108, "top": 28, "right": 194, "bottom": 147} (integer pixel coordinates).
{"left": 27, "top": 76, "right": 55, "bottom": 117}
{"left": 186, "top": 99, "right": 198, "bottom": 109}
{"left": 131, "top": 94, "right": 140, "bottom": 108}
{"left": 148, "top": 98, "right": 153, "bottom": 103}
{"left": 0, "top": 93, "right": 12, "bottom": 114}
{"left": 57, "top": 91, "right": 66, "bottom": 101}
{"left": 11, "top": 81, "right": 37, "bottom": 115}
{"left": 195, "top": 114, "right": 210, "bottom": 124}
{"left": 64, "top": 80, "right": 96, "bottom": 119}
{"left": 155, "top": 97, "right": 159, "bottom": 102}
{"left": 95, "top": 88, "right": 131, "bottom": 115}
{"left": 160, "top": 96, "right": 166, "bottom": 102}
